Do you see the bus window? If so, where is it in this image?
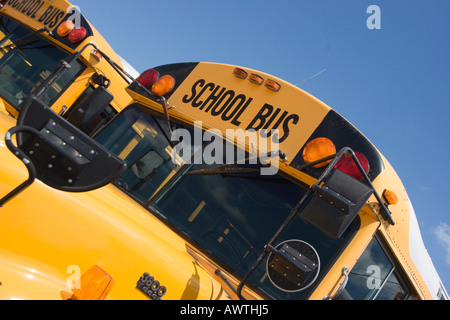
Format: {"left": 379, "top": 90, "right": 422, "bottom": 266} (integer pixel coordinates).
{"left": 336, "top": 236, "right": 413, "bottom": 300}
{"left": 94, "top": 104, "right": 188, "bottom": 203}
{"left": 0, "top": 16, "right": 84, "bottom": 108}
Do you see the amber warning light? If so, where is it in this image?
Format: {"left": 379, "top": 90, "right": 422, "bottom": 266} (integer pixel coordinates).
{"left": 56, "top": 20, "right": 87, "bottom": 44}
{"left": 303, "top": 137, "right": 336, "bottom": 168}
{"left": 137, "top": 69, "right": 176, "bottom": 97}
{"left": 69, "top": 265, "right": 114, "bottom": 300}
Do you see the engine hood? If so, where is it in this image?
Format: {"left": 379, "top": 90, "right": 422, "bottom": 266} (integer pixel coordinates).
{"left": 0, "top": 113, "right": 222, "bottom": 300}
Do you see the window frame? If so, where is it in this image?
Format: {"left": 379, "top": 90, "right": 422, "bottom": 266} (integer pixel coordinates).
{"left": 340, "top": 234, "right": 416, "bottom": 300}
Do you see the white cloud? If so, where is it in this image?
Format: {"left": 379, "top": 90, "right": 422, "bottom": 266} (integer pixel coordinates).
{"left": 434, "top": 222, "right": 450, "bottom": 265}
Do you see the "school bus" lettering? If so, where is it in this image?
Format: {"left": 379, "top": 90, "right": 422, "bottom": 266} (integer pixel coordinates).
{"left": 182, "top": 79, "right": 300, "bottom": 143}
{"left": 6, "top": 0, "right": 65, "bottom": 29}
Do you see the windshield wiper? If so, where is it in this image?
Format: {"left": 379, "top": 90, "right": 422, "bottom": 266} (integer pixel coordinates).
{"left": 186, "top": 166, "right": 259, "bottom": 176}
{"left": 186, "top": 150, "right": 287, "bottom": 176}
{"left": 0, "top": 27, "right": 53, "bottom": 51}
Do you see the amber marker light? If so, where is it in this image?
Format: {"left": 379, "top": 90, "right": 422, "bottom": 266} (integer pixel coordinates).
{"left": 249, "top": 73, "right": 264, "bottom": 85}
{"left": 302, "top": 137, "right": 336, "bottom": 168}
{"left": 383, "top": 189, "right": 398, "bottom": 205}
{"left": 70, "top": 265, "right": 114, "bottom": 300}
{"left": 90, "top": 49, "right": 102, "bottom": 61}
{"left": 233, "top": 67, "right": 248, "bottom": 79}
{"left": 152, "top": 74, "right": 175, "bottom": 96}
{"left": 265, "top": 79, "right": 281, "bottom": 92}
{"left": 57, "top": 20, "right": 74, "bottom": 37}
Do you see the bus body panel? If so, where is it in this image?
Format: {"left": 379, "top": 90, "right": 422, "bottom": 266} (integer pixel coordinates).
{"left": 166, "top": 62, "right": 331, "bottom": 163}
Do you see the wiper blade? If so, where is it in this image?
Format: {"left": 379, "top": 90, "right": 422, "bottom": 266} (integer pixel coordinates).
{"left": 0, "top": 27, "right": 53, "bottom": 50}
{"left": 186, "top": 150, "right": 287, "bottom": 176}
{"left": 186, "top": 166, "right": 259, "bottom": 176}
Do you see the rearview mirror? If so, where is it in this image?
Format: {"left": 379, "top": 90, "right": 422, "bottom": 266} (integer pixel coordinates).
{"left": 66, "top": 86, "right": 114, "bottom": 130}
{"left": 266, "top": 240, "right": 320, "bottom": 292}
{"left": 0, "top": 95, "right": 126, "bottom": 206}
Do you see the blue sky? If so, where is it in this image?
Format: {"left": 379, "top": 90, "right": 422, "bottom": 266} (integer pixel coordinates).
{"left": 74, "top": 0, "right": 450, "bottom": 294}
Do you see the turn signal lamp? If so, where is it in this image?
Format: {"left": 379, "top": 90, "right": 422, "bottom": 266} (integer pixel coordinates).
{"left": 152, "top": 74, "right": 175, "bottom": 96}
{"left": 335, "top": 152, "right": 370, "bottom": 180}
{"left": 383, "top": 189, "right": 398, "bottom": 205}
{"left": 303, "top": 137, "right": 336, "bottom": 168}
{"left": 68, "top": 26, "right": 87, "bottom": 44}
{"left": 137, "top": 68, "right": 159, "bottom": 88}
{"left": 71, "top": 265, "right": 114, "bottom": 300}
{"left": 57, "top": 20, "right": 74, "bottom": 37}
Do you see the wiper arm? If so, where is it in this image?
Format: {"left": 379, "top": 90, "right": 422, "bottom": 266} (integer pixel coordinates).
{"left": 186, "top": 150, "right": 287, "bottom": 176}
{"left": 0, "top": 27, "right": 53, "bottom": 50}
{"left": 186, "top": 166, "right": 259, "bottom": 176}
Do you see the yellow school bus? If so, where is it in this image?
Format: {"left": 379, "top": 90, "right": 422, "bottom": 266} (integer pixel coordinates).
{"left": 0, "top": 0, "right": 136, "bottom": 135}
{"left": 1, "top": 55, "right": 447, "bottom": 301}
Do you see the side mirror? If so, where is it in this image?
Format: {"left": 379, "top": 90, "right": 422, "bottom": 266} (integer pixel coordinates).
{"left": 300, "top": 168, "right": 373, "bottom": 239}
{"left": 266, "top": 240, "right": 320, "bottom": 292}
{"left": 66, "top": 86, "right": 114, "bottom": 130}
{"left": 0, "top": 96, "right": 126, "bottom": 206}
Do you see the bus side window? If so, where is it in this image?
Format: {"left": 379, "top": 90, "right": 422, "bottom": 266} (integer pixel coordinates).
{"left": 337, "top": 236, "right": 415, "bottom": 300}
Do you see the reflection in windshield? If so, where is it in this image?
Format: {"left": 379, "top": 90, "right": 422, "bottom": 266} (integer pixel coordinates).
{"left": 151, "top": 155, "right": 358, "bottom": 299}
{"left": 96, "top": 104, "right": 359, "bottom": 299}
{"left": 0, "top": 17, "right": 84, "bottom": 107}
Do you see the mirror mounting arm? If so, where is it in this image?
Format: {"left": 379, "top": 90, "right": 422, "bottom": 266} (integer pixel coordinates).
{"left": 0, "top": 126, "right": 39, "bottom": 207}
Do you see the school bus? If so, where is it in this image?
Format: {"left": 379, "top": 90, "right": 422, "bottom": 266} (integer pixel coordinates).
{"left": 118, "top": 62, "right": 450, "bottom": 300}
{"left": 0, "top": 0, "right": 136, "bottom": 135}
{"left": 1, "top": 53, "right": 447, "bottom": 300}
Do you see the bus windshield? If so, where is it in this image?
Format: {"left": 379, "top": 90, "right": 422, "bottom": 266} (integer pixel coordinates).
{"left": 0, "top": 16, "right": 84, "bottom": 108}
{"left": 95, "top": 104, "right": 359, "bottom": 300}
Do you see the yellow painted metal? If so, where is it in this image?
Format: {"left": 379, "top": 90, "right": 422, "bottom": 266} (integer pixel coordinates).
{"left": 0, "top": 112, "right": 224, "bottom": 300}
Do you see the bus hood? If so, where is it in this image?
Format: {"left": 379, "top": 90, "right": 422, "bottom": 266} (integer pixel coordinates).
{"left": 0, "top": 113, "right": 223, "bottom": 300}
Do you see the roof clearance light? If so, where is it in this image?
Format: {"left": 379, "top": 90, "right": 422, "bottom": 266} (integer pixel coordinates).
{"left": 302, "top": 137, "right": 336, "bottom": 168}
{"left": 249, "top": 73, "right": 264, "bottom": 85}
{"left": 137, "top": 68, "right": 159, "bottom": 88}
{"left": 57, "top": 20, "right": 74, "bottom": 37}
{"left": 233, "top": 68, "right": 248, "bottom": 79}
{"left": 383, "top": 189, "right": 398, "bottom": 205}
{"left": 68, "top": 26, "right": 87, "bottom": 44}
{"left": 335, "top": 152, "right": 370, "bottom": 180}
{"left": 71, "top": 265, "right": 114, "bottom": 300}
{"left": 265, "top": 79, "right": 281, "bottom": 92}
{"left": 152, "top": 74, "right": 175, "bottom": 96}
